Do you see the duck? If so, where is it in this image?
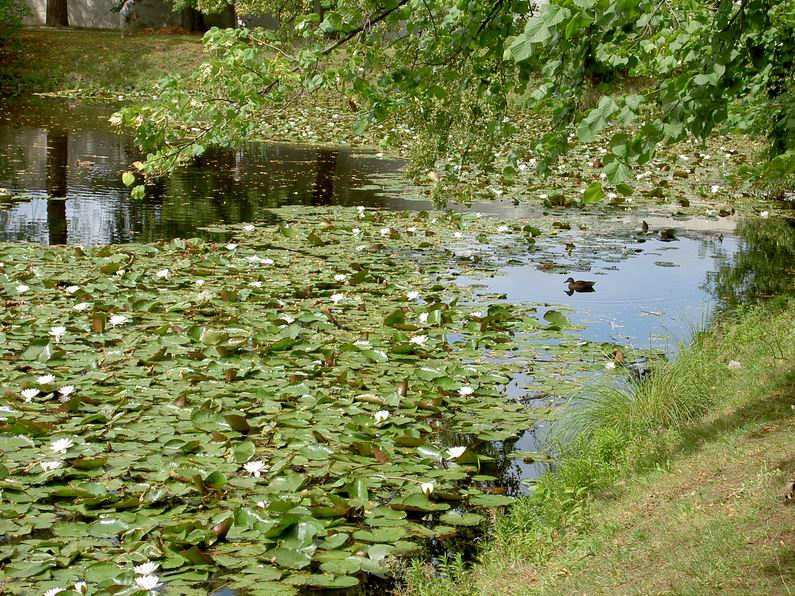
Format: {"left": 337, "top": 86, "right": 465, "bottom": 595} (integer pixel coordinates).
{"left": 564, "top": 277, "right": 596, "bottom": 293}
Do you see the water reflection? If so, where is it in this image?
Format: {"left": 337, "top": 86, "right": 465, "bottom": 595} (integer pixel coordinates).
{"left": 0, "top": 99, "right": 411, "bottom": 245}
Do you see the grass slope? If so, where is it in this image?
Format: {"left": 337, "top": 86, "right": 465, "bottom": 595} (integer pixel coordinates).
{"left": 1, "top": 29, "right": 205, "bottom": 96}
{"left": 403, "top": 298, "right": 795, "bottom": 595}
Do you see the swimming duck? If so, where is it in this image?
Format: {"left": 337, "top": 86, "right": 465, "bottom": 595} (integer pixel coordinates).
{"left": 564, "top": 277, "right": 596, "bottom": 293}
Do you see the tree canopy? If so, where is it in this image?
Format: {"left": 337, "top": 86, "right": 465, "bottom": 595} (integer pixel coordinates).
{"left": 115, "top": 0, "right": 795, "bottom": 197}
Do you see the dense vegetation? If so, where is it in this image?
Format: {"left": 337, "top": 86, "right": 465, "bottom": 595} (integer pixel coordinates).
{"left": 117, "top": 0, "right": 795, "bottom": 199}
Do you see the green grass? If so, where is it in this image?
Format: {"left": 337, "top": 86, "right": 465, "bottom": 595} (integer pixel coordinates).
{"left": 400, "top": 297, "right": 795, "bottom": 595}
{"left": 0, "top": 29, "right": 205, "bottom": 96}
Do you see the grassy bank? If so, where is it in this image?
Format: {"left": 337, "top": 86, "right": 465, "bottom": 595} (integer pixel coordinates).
{"left": 403, "top": 297, "right": 795, "bottom": 595}
{"left": 0, "top": 29, "right": 205, "bottom": 96}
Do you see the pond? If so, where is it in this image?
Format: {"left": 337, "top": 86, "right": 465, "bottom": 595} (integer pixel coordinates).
{"left": 1, "top": 99, "right": 793, "bottom": 595}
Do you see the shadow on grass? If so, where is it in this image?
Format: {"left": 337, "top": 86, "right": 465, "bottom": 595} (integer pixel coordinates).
{"left": 671, "top": 368, "right": 795, "bottom": 460}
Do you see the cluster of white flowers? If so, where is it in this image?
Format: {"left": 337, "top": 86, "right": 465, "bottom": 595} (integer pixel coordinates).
{"left": 243, "top": 460, "right": 268, "bottom": 478}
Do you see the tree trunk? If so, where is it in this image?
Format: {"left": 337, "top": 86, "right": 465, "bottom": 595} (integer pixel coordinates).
{"left": 46, "top": 0, "right": 69, "bottom": 27}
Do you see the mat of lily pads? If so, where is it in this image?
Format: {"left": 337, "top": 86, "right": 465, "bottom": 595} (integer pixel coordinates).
{"left": 0, "top": 207, "right": 626, "bottom": 594}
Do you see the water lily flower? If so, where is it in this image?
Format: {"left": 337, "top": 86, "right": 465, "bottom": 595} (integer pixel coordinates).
{"left": 155, "top": 269, "right": 169, "bottom": 279}
{"left": 470, "top": 311, "right": 484, "bottom": 319}
{"left": 379, "top": 227, "right": 391, "bottom": 237}
{"left": 352, "top": 227, "right": 361, "bottom": 236}
{"left": 109, "top": 314, "right": 128, "bottom": 327}
{"left": 374, "top": 410, "right": 390, "bottom": 424}
{"left": 43, "top": 588, "right": 65, "bottom": 596}
{"left": 50, "top": 438, "right": 73, "bottom": 453}
{"left": 49, "top": 326, "right": 66, "bottom": 343}
{"left": 195, "top": 279, "right": 205, "bottom": 286}
{"left": 407, "top": 290, "right": 420, "bottom": 301}
{"left": 710, "top": 184, "right": 720, "bottom": 193}
{"left": 458, "top": 386, "right": 474, "bottom": 396}
{"left": 74, "top": 581, "right": 87, "bottom": 594}
{"left": 356, "top": 205, "right": 365, "bottom": 214}
{"left": 226, "top": 243, "right": 238, "bottom": 251}
{"left": 40, "top": 460, "right": 63, "bottom": 472}
{"left": 65, "top": 285, "right": 79, "bottom": 294}
{"left": 16, "top": 283, "right": 29, "bottom": 293}
{"left": 73, "top": 302, "right": 91, "bottom": 312}
{"left": 249, "top": 281, "right": 263, "bottom": 288}
{"left": 334, "top": 274, "right": 348, "bottom": 282}
{"left": 446, "top": 446, "right": 466, "bottom": 459}
{"left": 355, "top": 245, "right": 366, "bottom": 252}
{"left": 538, "top": 193, "right": 548, "bottom": 199}
{"left": 760, "top": 211, "right": 769, "bottom": 219}
{"left": 243, "top": 224, "right": 256, "bottom": 232}
{"left": 330, "top": 293, "right": 344, "bottom": 304}
{"left": 21, "top": 388, "right": 40, "bottom": 401}
{"left": 679, "top": 154, "right": 689, "bottom": 161}
{"left": 37, "top": 374, "right": 55, "bottom": 385}
{"left": 261, "top": 258, "right": 274, "bottom": 266}
{"left": 420, "top": 481, "right": 434, "bottom": 495}
{"left": 59, "top": 385, "right": 75, "bottom": 397}
{"left": 407, "top": 226, "right": 417, "bottom": 233}
{"left": 134, "top": 561, "right": 160, "bottom": 575}
{"left": 281, "top": 315, "right": 295, "bottom": 324}
{"left": 409, "top": 335, "right": 427, "bottom": 346}
{"left": 453, "top": 231, "right": 463, "bottom": 239}
{"left": 497, "top": 225, "right": 509, "bottom": 233}
{"left": 728, "top": 360, "right": 741, "bottom": 369}
{"left": 243, "top": 460, "right": 268, "bottom": 478}
{"left": 134, "top": 575, "right": 162, "bottom": 591}
{"left": 418, "top": 312, "right": 429, "bottom": 324}
{"left": 605, "top": 361, "right": 617, "bottom": 369}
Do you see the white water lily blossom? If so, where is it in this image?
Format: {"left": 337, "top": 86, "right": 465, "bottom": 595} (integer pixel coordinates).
{"left": 15, "top": 283, "right": 29, "bottom": 293}
{"left": 728, "top": 360, "right": 742, "bottom": 369}
{"left": 244, "top": 460, "right": 268, "bottom": 478}
{"left": 65, "top": 285, "right": 80, "bottom": 294}
{"left": 249, "top": 281, "right": 263, "bottom": 288}
{"left": 710, "top": 184, "right": 720, "bottom": 193}
{"left": 418, "top": 312, "right": 429, "bottom": 324}
{"left": 458, "top": 386, "right": 474, "bottom": 396}
{"left": 330, "top": 293, "right": 344, "bottom": 304}
{"left": 420, "top": 481, "right": 435, "bottom": 495}
{"left": 49, "top": 326, "right": 66, "bottom": 342}
{"left": 352, "top": 227, "right": 361, "bottom": 236}
{"left": 453, "top": 231, "right": 463, "bottom": 239}
{"left": 73, "top": 302, "right": 91, "bottom": 312}
{"left": 760, "top": 210, "right": 769, "bottom": 219}
{"left": 58, "top": 385, "right": 75, "bottom": 397}
{"left": 379, "top": 227, "right": 391, "bottom": 237}
{"left": 261, "top": 257, "right": 274, "bottom": 266}
{"left": 226, "top": 243, "right": 238, "bottom": 251}
{"left": 134, "top": 574, "right": 162, "bottom": 591}
{"left": 155, "top": 268, "right": 170, "bottom": 279}
{"left": 281, "top": 315, "right": 295, "bottom": 324}
{"left": 43, "top": 588, "right": 65, "bottom": 596}
{"left": 74, "top": 581, "right": 87, "bottom": 594}
{"left": 37, "top": 374, "right": 55, "bottom": 384}
{"left": 334, "top": 274, "right": 348, "bottom": 282}
{"left": 21, "top": 388, "right": 40, "bottom": 401}
{"left": 134, "top": 561, "right": 160, "bottom": 575}
{"left": 109, "top": 314, "right": 128, "bottom": 327}
{"left": 406, "top": 290, "right": 420, "bottom": 301}
{"left": 243, "top": 224, "right": 256, "bottom": 232}
{"left": 50, "top": 438, "right": 74, "bottom": 453}
{"left": 446, "top": 446, "right": 466, "bottom": 459}
{"left": 194, "top": 279, "right": 205, "bottom": 286}
{"left": 374, "top": 410, "right": 390, "bottom": 424}
{"left": 497, "top": 225, "right": 510, "bottom": 233}
{"left": 409, "top": 335, "right": 428, "bottom": 345}
{"left": 40, "top": 460, "right": 63, "bottom": 472}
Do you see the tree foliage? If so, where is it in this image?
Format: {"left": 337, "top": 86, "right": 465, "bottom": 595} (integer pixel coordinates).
{"left": 116, "top": 0, "right": 795, "bottom": 192}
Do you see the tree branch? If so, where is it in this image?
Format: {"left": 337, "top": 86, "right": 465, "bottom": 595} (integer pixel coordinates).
{"left": 320, "top": 0, "right": 411, "bottom": 56}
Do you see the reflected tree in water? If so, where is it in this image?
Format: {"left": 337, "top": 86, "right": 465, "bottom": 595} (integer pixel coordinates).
{"left": 312, "top": 149, "right": 338, "bottom": 206}
{"left": 709, "top": 217, "right": 795, "bottom": 307}
{"left": 46, "top": 131, "right": 67, "bottom": 245}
